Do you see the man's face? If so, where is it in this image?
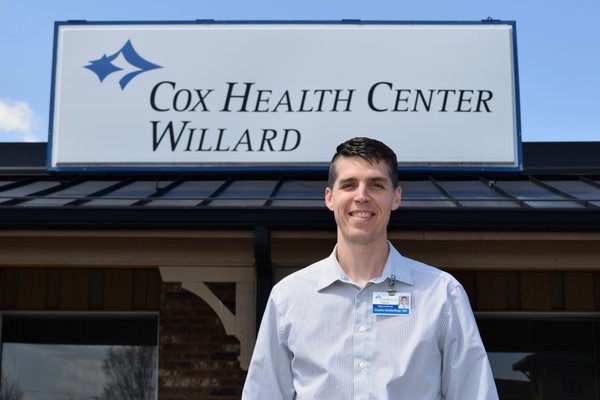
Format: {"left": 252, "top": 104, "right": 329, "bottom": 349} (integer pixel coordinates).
{"left": 325, "top": 156, "right": 401, "bottom": 247}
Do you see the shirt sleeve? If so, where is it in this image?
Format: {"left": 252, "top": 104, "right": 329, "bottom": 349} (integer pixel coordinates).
{"left": 242, "top": 291, "right": 295, "bottom": 400}
{"left": 441, "top": 283, "right": 499, "bottom": 400}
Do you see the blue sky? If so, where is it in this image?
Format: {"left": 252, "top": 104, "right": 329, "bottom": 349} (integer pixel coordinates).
{"left": 1, "top": 0, "right": 599, "bottom": 142}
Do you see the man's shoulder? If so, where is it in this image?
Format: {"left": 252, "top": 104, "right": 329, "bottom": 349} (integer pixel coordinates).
{"left": 396, "top": 252, "right": 461, "bottom": 290}
{"left": 271, "top": 257, "right": 330, "bottom": 295}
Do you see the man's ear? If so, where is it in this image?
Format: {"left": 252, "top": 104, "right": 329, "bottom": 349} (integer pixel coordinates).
{"left": 391, "top": 186, "right": 402, "bottom": 211}
{"left": 325, "top": 186, "right": 334, "bottom": 211}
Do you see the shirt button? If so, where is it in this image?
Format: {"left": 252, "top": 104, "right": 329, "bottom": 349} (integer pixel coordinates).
{"left": 358, "top": 326, "right": 366, "bottom": 333}
{"left": 359, "top": 362, "right": 366, "bottom": 369}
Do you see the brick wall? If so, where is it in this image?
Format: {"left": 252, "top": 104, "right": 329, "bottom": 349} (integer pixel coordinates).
{"left": 159, "top": 282, "right": 246, "bottom": 399}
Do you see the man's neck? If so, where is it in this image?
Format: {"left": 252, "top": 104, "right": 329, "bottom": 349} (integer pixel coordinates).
{"left": 336, "top": 239, "right": 390, "bottom": 286}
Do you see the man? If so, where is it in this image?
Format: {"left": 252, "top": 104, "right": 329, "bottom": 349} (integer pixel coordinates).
{"left": 399, "top": 296, "right": 409, "bottom": 309}
{"left": 243, "top": 137, "right": 498, "bottom": 399}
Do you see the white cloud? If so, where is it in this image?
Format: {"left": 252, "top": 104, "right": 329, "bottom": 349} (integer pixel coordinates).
{"left": 0, "top": 98, "right": 42, "bottom": 142}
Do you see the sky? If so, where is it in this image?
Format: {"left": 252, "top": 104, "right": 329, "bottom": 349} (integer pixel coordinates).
{"left": 1, "top": 0, "right": 599, "bottom": 143}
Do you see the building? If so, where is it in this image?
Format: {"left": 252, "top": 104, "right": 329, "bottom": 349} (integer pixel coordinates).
{"left": 1, "top": 141, "right": 600, "bottom": 399}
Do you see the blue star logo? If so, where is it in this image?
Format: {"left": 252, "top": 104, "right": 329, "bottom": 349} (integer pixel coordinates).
{"left": 84, "top": 40, "right": 161, "bottom": 89}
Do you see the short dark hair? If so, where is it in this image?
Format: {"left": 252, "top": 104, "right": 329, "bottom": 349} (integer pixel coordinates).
{"left": 328, "top": 137, "right": 399, "bottom": 189}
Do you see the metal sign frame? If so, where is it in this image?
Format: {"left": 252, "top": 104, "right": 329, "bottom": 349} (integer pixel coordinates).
{"left": 48, "top": 20, "right": 522, "bottom": 173}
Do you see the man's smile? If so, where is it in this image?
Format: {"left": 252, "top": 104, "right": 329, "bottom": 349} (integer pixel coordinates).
{"left": 349, "top": 211, "right": 375, "bottom": 219}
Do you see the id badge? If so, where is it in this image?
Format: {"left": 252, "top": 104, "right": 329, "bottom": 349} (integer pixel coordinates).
{"left": 373, "top": 292, "right": 411, "bottom": 315}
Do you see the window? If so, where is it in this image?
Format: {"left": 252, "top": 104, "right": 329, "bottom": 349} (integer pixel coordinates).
{"left": 0, "top": 313, "right": 158, "bottom": 400}
{"left": 477, "top": 314, "right": 600, "bottom": 399}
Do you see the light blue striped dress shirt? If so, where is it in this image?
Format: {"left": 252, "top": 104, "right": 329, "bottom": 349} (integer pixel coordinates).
{"left": 243, "top": 244, "right": 498, "bottom": 399}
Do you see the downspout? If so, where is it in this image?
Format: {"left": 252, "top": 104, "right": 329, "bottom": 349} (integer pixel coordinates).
{"left": 253, "top": 225, "right": 273, "bottom": 334}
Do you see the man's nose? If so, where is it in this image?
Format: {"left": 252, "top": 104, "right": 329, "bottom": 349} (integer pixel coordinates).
{"left": 354, "top": 184, "right": 370, "bottom": 202}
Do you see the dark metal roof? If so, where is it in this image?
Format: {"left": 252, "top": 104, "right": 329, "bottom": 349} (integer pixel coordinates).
{"left": 1, "top": 142, "right": 600, "bottom": 231}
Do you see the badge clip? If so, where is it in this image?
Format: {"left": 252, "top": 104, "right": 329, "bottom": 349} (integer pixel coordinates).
{"left": 388, "top": 274, "right": 397, "bottom": 295}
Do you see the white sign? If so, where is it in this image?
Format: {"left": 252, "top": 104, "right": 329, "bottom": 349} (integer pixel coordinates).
{"left": 49, "top": 22, "right": 521, "bottom": 171}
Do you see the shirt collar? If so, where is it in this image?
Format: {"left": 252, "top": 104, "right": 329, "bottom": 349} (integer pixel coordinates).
{"left": 317, "top": 242, "right": 414, "bottom": 291}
